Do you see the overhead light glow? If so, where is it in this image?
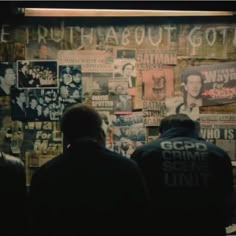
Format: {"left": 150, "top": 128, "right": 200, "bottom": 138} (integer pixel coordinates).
{"left": 23, "top": 8, "right": 235, "bottom": 17}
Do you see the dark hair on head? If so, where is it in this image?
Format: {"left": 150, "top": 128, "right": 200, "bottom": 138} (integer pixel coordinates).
{"left": 0, "top": 64, "right": 13, "bottom": 78}
{"left": 29, "top": 95, "right": 37, "bottom": 102}
{"left": 181, "top": 70, "right": 205, "bottom": 84}
{"left": 73, "top": 68, "right": 81, "bottom": 75}
{"left": 14, "top": 88, "right": 25, "bottom": 98}
{"left": 60, "top": 104, "right": 102, "bottom": 143}
{"left": 159, "top": 113, "right": 195, "bottom": 134}
{"left": 122, "top": 62, "right": 134, "bottom": 71}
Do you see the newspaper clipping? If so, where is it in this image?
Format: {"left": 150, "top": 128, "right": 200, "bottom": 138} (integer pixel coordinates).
{"left": 192, "top": 62, "right": 236, "bottom": 105}
{"left": 112, "top": 112, "right": 145, "bottom": 157}
{"left": 200, "top": 113, "right": 236, "bottom": 162}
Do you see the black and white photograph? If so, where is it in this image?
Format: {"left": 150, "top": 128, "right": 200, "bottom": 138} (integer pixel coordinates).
{"left": 0, "top": 62, "right": 16, "bottom": 96}
{"left": 17, "top": 60, "right": 58, "bottom": 89}
{"left": 59, "top": 65, "right": 83, "bottom": 112}
{"left": 113, "top": 59, "right": 136, "bottom": 85}
{"left": 113, "top": 94, "right": 132, "bottom": 114}
{"left": 108, "top": 80, "right": 128, "bottom": 96}
{"left": 11, "top": 88, "right": 61, "bottom": 121}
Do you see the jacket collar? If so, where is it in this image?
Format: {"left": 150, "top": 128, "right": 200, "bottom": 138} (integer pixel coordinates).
{"left": 160, "top": 127, "right": 201, "bottom": 140}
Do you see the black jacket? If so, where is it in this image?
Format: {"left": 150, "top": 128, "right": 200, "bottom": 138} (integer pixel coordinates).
{"left": 29, "top": 139, "right": 150, "bottom": 235}
{"left": 0, "top": 152, "right": 26, "bottom": 235}
{"left": 131, "top": 128, "right": 234, "bottom": 236}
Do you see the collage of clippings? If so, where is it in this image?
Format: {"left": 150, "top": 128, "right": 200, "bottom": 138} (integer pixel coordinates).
{"left": 0, "top": 23, "right": 236, "bottom": 184}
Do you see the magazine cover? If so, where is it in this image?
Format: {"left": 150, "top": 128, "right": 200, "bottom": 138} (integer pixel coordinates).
{"left": 181, "top": 62, "right": 236, "bottom": 106}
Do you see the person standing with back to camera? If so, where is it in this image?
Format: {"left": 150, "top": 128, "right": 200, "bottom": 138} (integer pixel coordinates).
{"left": 131, "top": 113, "right": 234, "bottom": 236}
{"left": 29, "top": 104, "right": 150, "bottom": 235}
{"left": 0, "top": 151, "right": 26, "bottom": 235}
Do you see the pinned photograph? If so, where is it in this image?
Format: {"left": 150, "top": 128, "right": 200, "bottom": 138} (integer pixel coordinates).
{"left": 17, "top": 60, "right": 58, "bottom": 89}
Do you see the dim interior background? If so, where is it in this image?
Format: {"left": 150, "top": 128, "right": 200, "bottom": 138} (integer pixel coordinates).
{"left": 0, "top": 1, "right": 236, "bottom": 234}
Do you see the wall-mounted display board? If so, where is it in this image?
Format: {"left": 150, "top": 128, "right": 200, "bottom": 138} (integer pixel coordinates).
{"left": 0, "top": 17, "right": 235, "bottom": 184}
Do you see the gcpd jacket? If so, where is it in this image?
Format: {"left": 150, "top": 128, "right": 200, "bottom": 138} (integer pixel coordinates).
{"left": 131, "top": 127, "right": 234, "bottom": 236}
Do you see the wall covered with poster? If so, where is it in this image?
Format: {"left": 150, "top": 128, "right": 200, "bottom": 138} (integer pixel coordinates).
{"left": 0, "top": 17, "right": 236, "bottom": 184}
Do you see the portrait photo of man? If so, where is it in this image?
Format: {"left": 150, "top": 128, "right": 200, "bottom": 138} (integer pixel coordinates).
{"left": 176, "top": 69, "right": 205, "bottom": 120}
{"left": 122, "top": 62, "right": 136, "bottom": 88}
{"left": 0, "top": 63, "right": 16, "bottom": 96}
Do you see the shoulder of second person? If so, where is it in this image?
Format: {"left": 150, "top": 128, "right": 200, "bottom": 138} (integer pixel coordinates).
{"left": 0, "top": 152, "right": 24, "bottom": 167}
